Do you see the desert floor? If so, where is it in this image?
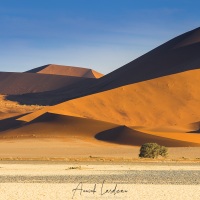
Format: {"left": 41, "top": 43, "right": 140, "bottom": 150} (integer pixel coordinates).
{"left": 0, "top": 138, "right": 200, "bottom": 161}
{"left": 0, "top": 161, "right": 199, "bottom": 200}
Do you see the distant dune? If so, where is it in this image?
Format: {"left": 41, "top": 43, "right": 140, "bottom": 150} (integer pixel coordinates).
{"left": 0, "top": 65, "right": 103, "bottom": 96}
{"left": 26, "top": 64, "right": 103, "bottom": 78}
{"left": 0, "top": 72, "right": 91, "bottom": 95}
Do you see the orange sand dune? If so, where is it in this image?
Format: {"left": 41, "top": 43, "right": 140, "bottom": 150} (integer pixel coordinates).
{"left": 0, "top": 112, "right": 21, "bottom": 120}
{"left": 153, "top": 121, "right": 200, "bottom": 133}
{"left": 26, "top": 64, "right": 103, "bottom": 78}
{"left": 20, "top": 69, "right": 200, "bottom": 128}
{"left": 135, "top": 128, "right": 200, "bottom": 145}
{"left": 1, "top": 27, "right": 200, "bottom": 152}
{"left": 2, "top": 113, "right": 199, "bottom": 148}
{"left": 0, "top": 113, "right": 118, "bottom": 140}
{"left": 137, "top": 122, "right": 200, "bottom": 133}
{"left": 16, "top": 69, "right": 200, "bottom": 148}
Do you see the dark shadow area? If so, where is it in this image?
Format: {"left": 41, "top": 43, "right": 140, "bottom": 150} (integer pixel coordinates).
{"left": 0, "top": 114, "right": 27, "bottom": 133}
{"left": 28, "top": 112, "right": 58, "bottom": 123}
{"left": 95, "top": 126, "right": 200, "bottom": 147}
{"left": 25, "top": 64, "right": 49, "bottom": 73}
{"left": 5, "top": 77, "right": 97, "bottom": 105}
{"left": 0, "top": 72, "right": 88, "bottom": 95}
{"left": 187, "top": 122, "right": 200, "bottom": 133}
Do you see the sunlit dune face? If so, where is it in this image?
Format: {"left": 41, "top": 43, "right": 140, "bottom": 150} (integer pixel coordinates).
{"left": 35, "top": 69, "right": 200, "bottom": 128}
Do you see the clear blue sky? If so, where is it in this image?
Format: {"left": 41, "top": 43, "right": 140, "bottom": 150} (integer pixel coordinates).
{"left": 0, "top": 0, "right": 199, "bottom": 74}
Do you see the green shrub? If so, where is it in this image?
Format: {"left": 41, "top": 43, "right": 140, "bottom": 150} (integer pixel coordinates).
{"left": 159, "top": 145, "right": 168, "bottom": 157}
{"left": 139, "top": 143, "right": 168, "bottom": 158}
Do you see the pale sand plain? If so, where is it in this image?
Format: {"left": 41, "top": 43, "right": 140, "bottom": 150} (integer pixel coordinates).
{"left": 0, "top": 162, "right": 199, "bottom": 200}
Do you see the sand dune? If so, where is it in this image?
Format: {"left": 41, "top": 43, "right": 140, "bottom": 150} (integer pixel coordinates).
{"left": 174, "top": 27, "right": 200, "bottom": 48}
{"left": 95, "top": 126, "right": 200, "bottom": 147}
{"left": 138, "top": 121, "right": 200, "bottom": 133}
{"left": 0, "top": 113, "right": 118, "bottom": 140}
{"left": 0, "top": 114, "right": 25, "bottom": 132}
{"left": 0, "top": 72, "right": 90, "bottom": 95}
{"left": 6, "top": 77, "right": 97, "bottom": 105}
{"left": 20, "top": 69, "right": 200, "bottom": 128}
{"left": 0, "top": 95, "right": 42, "bottom": 120}
{"left": 0, "top": 27, "right": 200, "bottom": 155}
{"left": 2, "top": 113, "right": 199, "bottom": 148}
{"left": 15, "top": 68, "right": 200, "bottom": 149}
{"left": 89, "top": 27, "right": 200, "bottom": 92}
{"left": 26, "top": 64, "right": 103, "bottom": 78}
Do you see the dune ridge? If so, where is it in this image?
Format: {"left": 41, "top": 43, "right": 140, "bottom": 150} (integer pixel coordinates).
{"left": 26, "top": 64, "right": 103, "bottom": 78}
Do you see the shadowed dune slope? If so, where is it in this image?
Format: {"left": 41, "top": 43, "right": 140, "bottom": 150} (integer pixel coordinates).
{"left": 95, "top": 126, "right": 200, "bottom": 147}
{"left": 88, "top": 27, "right": 200, "bottom": 92}
{"left": 6, "top": 77, "right": 97, "bottom": 105}
{"left": 0, "top": 72, "right": 90, "bottom": 95}
{"left": 26, "top": 64, "right": 103, "bottom": 78}
{"left": 0, "top": 114, "right": 25, "bottom": 132}
{"left": 20, "top": 69, "right": 200, "bottom": 128}
{"left": 187, "top": 122, "right": 200, "bottom": 133}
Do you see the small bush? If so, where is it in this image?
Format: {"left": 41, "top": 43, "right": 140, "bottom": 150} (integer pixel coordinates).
{"left": 159, "top": 145, "right": 168, "bottom": 157}
{"left": 139, "top": 143, "right": 168, "bottom": 158}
